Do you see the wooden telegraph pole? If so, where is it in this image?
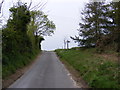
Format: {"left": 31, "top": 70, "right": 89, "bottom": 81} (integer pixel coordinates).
{"left": 66, "top": 40, "right": 70, "bottom": 49}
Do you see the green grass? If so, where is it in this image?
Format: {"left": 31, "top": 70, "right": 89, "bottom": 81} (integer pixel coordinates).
{"left": 55, "top": 48, "right": 119, "bottom": 88}
{"left": 2, "top": 49, "right": 40, "bottom": 79}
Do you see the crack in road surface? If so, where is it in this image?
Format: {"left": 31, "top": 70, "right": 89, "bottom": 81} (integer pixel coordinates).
{"left": 9, "top": 51, "right": 78, "bottom": 88}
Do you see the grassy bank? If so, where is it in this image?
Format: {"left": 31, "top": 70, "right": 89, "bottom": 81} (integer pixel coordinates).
{"left": 55, "top": 48, "right": 119, "bottom": 88}
{"left": 2, "top": 49, "right": 40, "bottom": 79}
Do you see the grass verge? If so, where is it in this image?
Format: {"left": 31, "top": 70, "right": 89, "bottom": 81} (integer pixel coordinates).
{"left": 55, "top": 48, "right": 119, "bottom": 88}
{"left": 2, "top": 49, "right": 41, "bottom": 79}
{"left": 2, "top": 50, "right": 41, "bottom": 88}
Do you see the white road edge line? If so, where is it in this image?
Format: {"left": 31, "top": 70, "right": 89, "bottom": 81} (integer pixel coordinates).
{"left": 61, "top": 63, "right": 80, "bottom": 88}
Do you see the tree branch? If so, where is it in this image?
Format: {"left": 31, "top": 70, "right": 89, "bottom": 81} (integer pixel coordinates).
{"left": 0, "top": 0, "right": 4, "bottom": 13}
{"left": 28, "top": 0, "right": 32, "bottom": 10}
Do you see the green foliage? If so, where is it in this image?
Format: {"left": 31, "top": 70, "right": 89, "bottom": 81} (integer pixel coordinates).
{"left": 2, "top": 3, "right": 38, "bottom": 79}
{"left": 28, "top": 11, "right": 56, "bottom": 36}
{"left": 71, "top": 1, "right": 107, "bottom": 47}
{"left": 71, "top": 1, "right": 120, "bottom": 53}
{"left": 27, "top": 10, "right": 56, "bottom": 50}
{"left": 2, "top": 49, "right": 40, "bottom": 79}
{"left": 110, "top": 1, "right": 120, "bottom": 52}
{"left": 56, "top": 48, "right": 119, "bottom": 88}
{"left": 8, "top": 4, "right": 30, "bottom": 33}
{"left": 2, "top": 1, "right": 56, "bottom": 79}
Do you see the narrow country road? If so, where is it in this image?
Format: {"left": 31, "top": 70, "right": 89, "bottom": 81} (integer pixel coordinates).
{"left": 9, "top": 51, "right": 77, "bottom": 88}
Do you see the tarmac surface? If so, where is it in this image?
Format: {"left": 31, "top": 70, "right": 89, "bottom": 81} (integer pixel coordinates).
{"left": 9, "top": 51, "right": 77, "bottom": 88}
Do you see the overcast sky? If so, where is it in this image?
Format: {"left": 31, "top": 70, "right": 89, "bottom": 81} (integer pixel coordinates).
{"left": 41, "top": 0, "right": 89, "bottom": 51}
{"left": 1, "top": 0, "right": 112, "bottom": 51}
{"left": 41, "top": 0, "right": 112, "bottom": 51}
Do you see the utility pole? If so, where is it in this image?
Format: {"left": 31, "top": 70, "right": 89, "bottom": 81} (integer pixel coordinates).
{"left": 64, "top": 38, "right": 70, "bottom": 49}
{"left": 64, "top": 39, "right": 66, "bottom": 49}
{"left": 66, "top": 40, "right": 70, "bottom": 49}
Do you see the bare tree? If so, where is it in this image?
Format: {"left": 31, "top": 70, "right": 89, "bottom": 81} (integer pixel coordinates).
{"left": 0, "top": 0, "right": 4, "bottom": 14}
{"left": 13, "top": 0, "right": 47, "bottom": 11}
{"left": 27, "top": 0, "right": 32, "bottom": 10}
{"left": 29, "top": 0, "right": 47, "bottom": 11}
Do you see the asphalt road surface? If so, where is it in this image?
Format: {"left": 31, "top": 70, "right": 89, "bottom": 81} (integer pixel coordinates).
{"left": 9, "top": 51, "right": 77, "bottom": 88}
